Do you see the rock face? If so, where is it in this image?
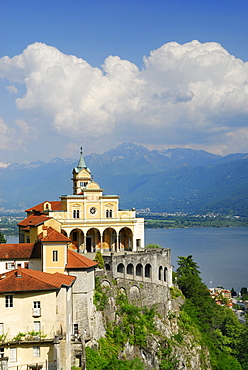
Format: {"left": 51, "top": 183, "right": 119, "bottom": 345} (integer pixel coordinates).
{"left": 87, "top": 259, "right": 212, "bottom": 369}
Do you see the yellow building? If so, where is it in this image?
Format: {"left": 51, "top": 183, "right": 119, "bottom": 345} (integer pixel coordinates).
{"left": 0, "top": 268, "right": 76, "bottom": 369}
{"left": 19, "top": 150, "right": 144, "bottom": 254}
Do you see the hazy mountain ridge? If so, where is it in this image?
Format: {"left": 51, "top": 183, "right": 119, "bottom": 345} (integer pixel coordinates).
{"left": 1, "top": 143, "right": 248, "bottom": 215}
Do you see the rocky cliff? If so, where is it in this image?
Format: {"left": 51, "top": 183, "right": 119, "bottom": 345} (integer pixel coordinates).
{"left": 86, "top": 273, "right": 212, "bottom": 370}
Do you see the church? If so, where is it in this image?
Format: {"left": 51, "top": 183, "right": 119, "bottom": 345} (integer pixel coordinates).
{"left": 0, "top": 151, "right": 147, "bottom": 368}
{"left": 18, "top": 149, "right": 145, "bottom": 255}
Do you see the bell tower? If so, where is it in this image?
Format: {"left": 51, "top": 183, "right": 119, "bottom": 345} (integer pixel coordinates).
{"left": 72, "top": 148, "right": 92, "bottom": 194}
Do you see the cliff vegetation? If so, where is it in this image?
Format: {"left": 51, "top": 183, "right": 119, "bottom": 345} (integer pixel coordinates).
{"left": 86, "top": 256, "right": 248, "bottom": 370}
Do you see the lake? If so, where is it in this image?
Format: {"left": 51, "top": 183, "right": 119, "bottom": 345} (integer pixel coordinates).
{"left": 145, "top": 227, "right": 248, "bottom": 293}
{"left": 8, "top": 227, "right": 248, "bottom": 292}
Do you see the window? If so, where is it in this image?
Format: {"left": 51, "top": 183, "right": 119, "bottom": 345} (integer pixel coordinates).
{"left": 106, "top": 209, "right": 113, "bottom": 218}
{"left": 53, "top": 250, "right": 58, "bottom": 262}
{"left": 19, "top": 233, "right": 24, "bottom": 243}
{"left": 10, "top": 347, "right": 17, "bottom": 362}
{"left": 5, "top": 295, "right": 13, "bottom": 308}
{"left": 0, "top": 348, "right": 4, "bottom": 358}
{"left": 34, "top": 321, "right": 41, "bottom": 333}
{"left": 117, "top": 263, "right": 124, "bottom": 273}
{"left": 6, "top": 262, "right": 15, "bottom": 270}
{"left": 145, "top": 264, "right": 152, "bottom": 278}
{"left": 33, "top": 301, "right": 41, "bottom": 317}
{"left": 0, "top": 323, "right": 4, "bottom": 335}
{"left": 73, "top": 209, "right": 80, "bottom": 218}
{"left": 33, "top": 346, "right": 40, "bottom": 357}
{"left": 73, "top": 324, "right": 79, "bottom": 335}
{"left": 127, "top": 263, "right": 134, "bottom": 275}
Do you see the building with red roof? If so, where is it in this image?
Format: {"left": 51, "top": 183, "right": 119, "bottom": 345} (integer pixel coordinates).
{"left": 0, "top": 267, "right": 76, "bottom": 369}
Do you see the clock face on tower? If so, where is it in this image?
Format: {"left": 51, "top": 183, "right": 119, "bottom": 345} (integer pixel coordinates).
{"left": 89, "top": 207, "right": 97, "bottom": 215}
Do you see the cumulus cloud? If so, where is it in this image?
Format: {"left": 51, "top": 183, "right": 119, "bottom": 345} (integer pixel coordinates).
{"left": 6, "top": 85, "right": 18, "bottom": 94}
{"left": 0, "top": 40, "right": 248, "bottom": 157}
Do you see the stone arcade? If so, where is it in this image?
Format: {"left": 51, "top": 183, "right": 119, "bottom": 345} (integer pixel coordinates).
{"left": 0, "top": 150, "right": 173, "bottom": 369}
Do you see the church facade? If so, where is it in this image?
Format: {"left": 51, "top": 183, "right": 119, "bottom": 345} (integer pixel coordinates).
{"left": 19, "top": 150, "right": 145, "bottom": 254}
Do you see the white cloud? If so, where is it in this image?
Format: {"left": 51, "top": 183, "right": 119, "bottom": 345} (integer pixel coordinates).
{"left": 6, "top": 85, "right": 18, "bottom": 94}
{"left": 0, "top": 40, "right": 248, "bottom": 157}
{"left": 15, "top": 119, "right": 30, "bottom": 134}
{"left": 0, "top": 118, "right": 13, "bottom": 149}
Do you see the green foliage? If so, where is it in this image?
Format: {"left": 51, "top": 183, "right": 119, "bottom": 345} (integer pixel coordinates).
{"left": 169, "top": 287, "right": 183, "bottom": 299}
{"left": 114, "top": 293, "right": 158, "bottom": 347}
{"left": 85, "top": 347, "right": 145, "bottom": 370}
{"left": 13, "top": 332, "right": 26, "bottom": 341}
{"left": 236, "top": 321, "right": 248, "bottom": 369}
{"left": 176, "top": 255, "right": 245, "bottom": 369}
{"left": 0, "top": 231, "right": 6, "bottom": 244}
{"left": 86, "top": 291, "right": 158, "bottom": 369}
{"left": 158, "top": 340, "right": 179, "bottom": 369}
{"left": 145, "top": 243, "right": 162, "bottom": 248}
{"left": 94, "top": 250, "right": 105, "bottom": 269}
{"left": 12, "top": 331, "right": 46, "bottom": 341}
{"left": 0, "top": 333, "right": 7, "bottom": 344}
{"left": 93, "top": 277, "right": 109, "bottom": 311}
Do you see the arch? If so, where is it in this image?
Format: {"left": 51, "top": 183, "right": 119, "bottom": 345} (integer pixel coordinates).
{"left": 158, "top": 266, "right": 163, "bottom": 280}
{"left": 69, "top": 228, "right": 84, "bottom": 252}
{"left": 127, "top": 263, "right": 134, "bottom": 275}
{"left": 117, "top": 263, "right": 124, "bottom": 273}
{"left": 136, "top": 263, "right": 143, "bottom": 277}
{"left": 61, "top": 229, "right": 68, "bottom": 237}
{"left": 119, "top": 287, "right": 126, "bottom": 295}
{"left": 105, "top": 263, "right": 111, "bottom": 271}
{"left": 101, "top": 280, "right": 111, "bottom": 289}
{"left": 164, "top": 267, "right": 168, "bottom": 282}
{"left": 130, "top": 285, "right": 140, "bottom": 301}
{"left": 145, "top": 264, "right": 152, "bottom": 278}
{"left": 86, "top": 228, "right": 100, "bottom": 252}
{"left": 103, "top": 227, "right": 117, "bottom": 251}
{"left": 119, "top": 227, "right": 133, "bottom": 251}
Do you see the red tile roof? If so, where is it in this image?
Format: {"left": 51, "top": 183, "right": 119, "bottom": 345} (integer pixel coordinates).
{"left": 0, "top": 243, "right": 41, "bottom": 259}
{"left": 39, "top": 228, "right": 71, "bottom": 243}
{"left": 66, "top": 250, "right": 98, "bottom": 269}
{"left": 0, "top": 268, "right": 75, "bottom": 293}
{"left": 25, "top": 201, "right": 62, "bottom": 213}
{"left": 18, "top": 215, "right": 52, "bottom": 227}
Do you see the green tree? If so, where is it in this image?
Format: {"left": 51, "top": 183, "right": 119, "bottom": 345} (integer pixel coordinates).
{"left": 0, "top": 232, "right": 6, "bottom": 244}
{"left": 240, "top": 287, "right": 247, "bottom": 296}
{"left": 94, "top": 250, "right": 104, "bottom": 269}
{"left": 176, "top": 255, "right": 244, "bottom": 369}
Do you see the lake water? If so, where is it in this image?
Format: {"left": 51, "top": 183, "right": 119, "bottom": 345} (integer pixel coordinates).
{"left": 8, "top": 228, "right": 248, "bottom": 292}
{"left": 145, "top": 227, "right": 248, "bottom": 293}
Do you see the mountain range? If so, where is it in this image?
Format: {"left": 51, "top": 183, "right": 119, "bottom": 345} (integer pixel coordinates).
{"left": 1, "top": 142, "right": 248, "bottom": 215}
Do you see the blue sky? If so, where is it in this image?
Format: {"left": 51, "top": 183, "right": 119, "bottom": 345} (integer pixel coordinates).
{"left": 1, "top": 0, "right": 248, "bottom": 163}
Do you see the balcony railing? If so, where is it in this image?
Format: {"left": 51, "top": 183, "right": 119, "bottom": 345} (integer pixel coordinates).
{"left": 32, "top": 308, "right": 41, "bottom": 317}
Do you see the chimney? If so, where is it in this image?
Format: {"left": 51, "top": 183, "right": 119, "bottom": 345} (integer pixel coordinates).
{"left": 16, "top": 266, "right": 22, "bottom": 278}
{"left": 42, "top": 226, "right": 48, "bottom": 238}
